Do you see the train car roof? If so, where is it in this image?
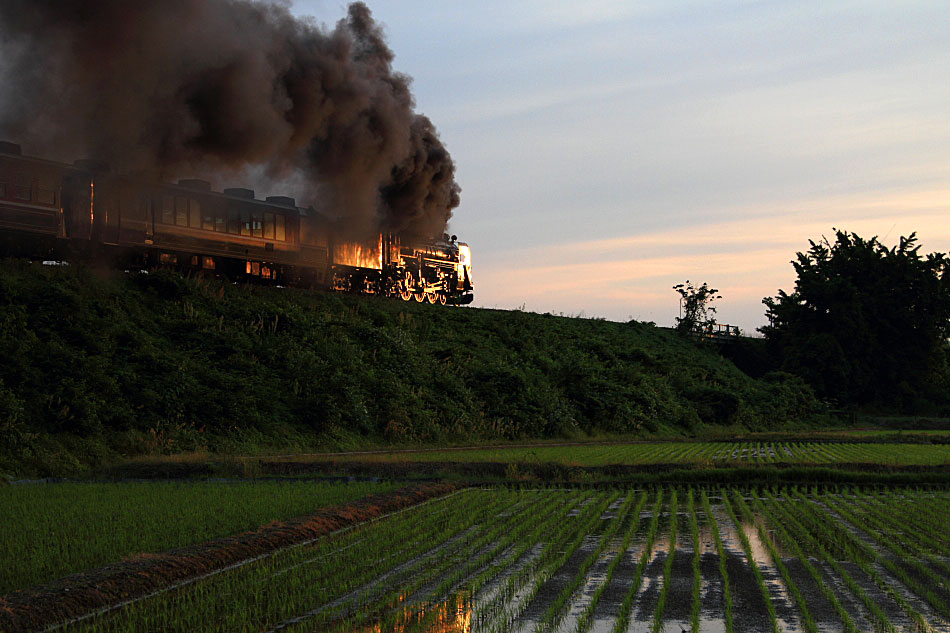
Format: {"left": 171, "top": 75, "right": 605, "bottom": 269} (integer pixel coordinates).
{"left": 0, "top": 143, "right": 89, "bottom": 172}
{"left": 1, "top": 142, "right": 337, "bottom": 223}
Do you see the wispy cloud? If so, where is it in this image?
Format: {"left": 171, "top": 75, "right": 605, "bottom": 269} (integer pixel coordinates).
{"left": 474, "top": 188, "right": 950, "bottom": 330}
{"left": 293, "top": 1, "right": 950, "bottom": 330}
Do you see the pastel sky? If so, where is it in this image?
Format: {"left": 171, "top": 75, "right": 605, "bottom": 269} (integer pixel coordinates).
{"left": 297, "top": 1, "right": 950, "bottom": 333}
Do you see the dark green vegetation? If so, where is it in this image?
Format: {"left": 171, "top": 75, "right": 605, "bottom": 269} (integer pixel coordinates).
{"left": 13, "top": 486, "right": 947, "bottom": 633}
{"left": 762, "top": 230, "right": 950, "bottom": 412}
{"left": 285, "top": 440, "right": 950, "bottom": 466}
{"left": 189, "top": 440, "right": 948, "bottom": 487}
{"left": 0, "top": 479, "right": 400, "bottom": 595}
{"left": 0, "top": 259, "right": 823, "bottom": 477}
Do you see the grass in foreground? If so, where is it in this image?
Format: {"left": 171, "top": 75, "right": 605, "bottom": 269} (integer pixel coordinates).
{"left": 0, "top": 479, "right": 400, "bottom": 595}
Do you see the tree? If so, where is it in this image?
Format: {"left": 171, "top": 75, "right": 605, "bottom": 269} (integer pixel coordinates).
{"left": 673, "top": 280, "right": 721, "bottom": 333}
{"left": 761, "top": 229, "right": 950, "bottom": 410}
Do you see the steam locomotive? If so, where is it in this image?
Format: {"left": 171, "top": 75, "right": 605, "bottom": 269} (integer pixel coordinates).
{"left": 0, "top": 142, "right": 473, "bottom": 304}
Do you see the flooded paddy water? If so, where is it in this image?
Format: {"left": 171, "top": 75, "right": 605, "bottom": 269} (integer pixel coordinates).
{"left": 44, "top": 487, "right": 950, "bottom": 633}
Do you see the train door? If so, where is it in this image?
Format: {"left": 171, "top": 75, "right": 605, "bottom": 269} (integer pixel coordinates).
{"left": 61, "top": 172, "right": 92, "bottom": 239}
{"left": 99, "top": 180, "right": 120, "bottom": 245}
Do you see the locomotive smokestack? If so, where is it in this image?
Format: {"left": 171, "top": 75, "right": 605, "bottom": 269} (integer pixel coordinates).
{"left": 0, "top": 0, "right": 459, "bottom": 239}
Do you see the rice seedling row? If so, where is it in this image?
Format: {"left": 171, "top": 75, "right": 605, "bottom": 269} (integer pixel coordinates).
{"left": 649, "top": 490, "right": 678, "bottom": 633}
{"left": 572, "top": 491, "right": 649, "bottom": 633}
{"left": 783, "top": 487, "right": 927, "bottom": 631}
{"left": 842, "top": 492, "right": 950, "bottom": 575}
{"left": 686, "top": 491, "right": 701, "bottom": 633}
{"left": 610, "top": 490, "right": 665, "bottom": 633}
{"left": 284, "top": 441, "right": 950, "bottom": 467}
{"left": 718, "top": 491, "right": 778, "bottom": 633}
{"left": 16, "top": 486, "right": 949, "bottom": 633}
{"left": 819, "top": 492, "right": 950, "bottom": 621}
{"left": 699, "top": 489, "right": 734, "bottom": 633}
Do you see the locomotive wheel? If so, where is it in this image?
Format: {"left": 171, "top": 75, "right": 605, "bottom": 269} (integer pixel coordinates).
{"left": 425, "top": 291, "right": 437, "bottom": 304}
{"left": 400, "top": 271, "right": 414, "bottom": 301}
{"left": 413, "top": 291, "right": 426, "bottom": 302}
{"left": 438, "top": 293, "right": 447, "bottom": 305}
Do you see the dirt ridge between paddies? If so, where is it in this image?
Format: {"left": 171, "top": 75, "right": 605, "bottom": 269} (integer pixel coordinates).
{"left": 0, "top": 482, "right": 459, "bottom": 633}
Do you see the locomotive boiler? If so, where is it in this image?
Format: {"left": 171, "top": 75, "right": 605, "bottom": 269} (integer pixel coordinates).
{"left": 0, "top": 142, "right": 473, "bottom": 304}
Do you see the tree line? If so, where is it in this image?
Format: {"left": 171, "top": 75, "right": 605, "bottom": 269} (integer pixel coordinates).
{"left": 680, "top": 229, "right": 949, "bottom": 413}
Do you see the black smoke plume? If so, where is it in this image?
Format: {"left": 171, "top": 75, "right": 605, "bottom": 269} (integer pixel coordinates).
{"left": 0, "top": 0, "right": 460, "bottom": 238}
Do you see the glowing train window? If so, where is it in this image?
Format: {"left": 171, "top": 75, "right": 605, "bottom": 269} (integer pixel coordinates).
{"left": 275, "top": 214, "right": 285, "bottom": 241}
{"left": 214, "top": 213, "right": 226, "bottom": 232}
{"left": 251, "top": 211, "right": 263, "bottom": 238}
{"left": 189, "top": 199, "right": 201, "bottom": 228}
{"left": 202, "top": 257, "right": 215, "bottom": 270}
{"left": 202, "top": 211, "right": 214, "bottom": 231}
{"left": 251, "top": 262, "right": 261, "bottom": 276}
{"left": 240, "top": 210, "right": 251, "bottom": 236}
{"left": 263, "top": 212, "right": 275, "bottom": 240}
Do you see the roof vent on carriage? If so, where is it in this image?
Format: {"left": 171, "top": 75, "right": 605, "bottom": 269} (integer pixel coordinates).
{"left": 0, "top": 141, "right": 22, "bottom": 156}
{"left": 265, "top": 196, "right": 296, "bottom": 207}
{"left": 223, "top": 187, "right": 255, "bottom": 200}
{"left": 178, "top": 179, "right": 212, "bottom": 191}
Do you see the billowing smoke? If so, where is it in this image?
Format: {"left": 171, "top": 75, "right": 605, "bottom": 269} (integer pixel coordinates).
{"left": 0, "top": 0, "right": 459, "bottom": 238}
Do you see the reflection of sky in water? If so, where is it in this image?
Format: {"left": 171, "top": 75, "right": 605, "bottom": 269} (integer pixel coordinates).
{"left": 358, "top": 495, "right": 938, "bottom": 633}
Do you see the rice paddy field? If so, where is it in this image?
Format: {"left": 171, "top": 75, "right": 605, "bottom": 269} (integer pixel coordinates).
{"left": 0, "top": 480, "right": 402, "bottom": 595}
{"left": 278, "top": 440, "right": 950, "bottom": 467}
{"left": 17, "top": 485, "right": 948, "bottom": 633}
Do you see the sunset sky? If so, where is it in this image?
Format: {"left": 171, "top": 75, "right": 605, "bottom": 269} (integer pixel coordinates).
{"left": 299, "top": 1, "right": 950, "bottom": 333}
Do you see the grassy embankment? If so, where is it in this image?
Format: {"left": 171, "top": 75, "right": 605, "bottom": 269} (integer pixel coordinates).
{"left": 0, "top": 259, "right": 825, "bottom": 477}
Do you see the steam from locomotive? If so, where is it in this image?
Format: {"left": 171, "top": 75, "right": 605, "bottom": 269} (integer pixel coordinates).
{"left": 0, "top": 0, "right": 459, "bottom": 240}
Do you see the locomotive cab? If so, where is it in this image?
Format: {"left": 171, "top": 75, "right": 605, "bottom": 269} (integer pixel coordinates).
{"left": 456, "top": 242, "right": 474, "bottom": 303}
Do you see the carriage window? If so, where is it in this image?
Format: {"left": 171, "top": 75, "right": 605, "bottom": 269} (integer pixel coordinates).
{"left": 215, "top": 212, "right": 226, "bottom": 232}
{"left": 240, "top": 210, "right": 251, "bottom": 236}
{"left": 175, "top": 197, "right": 188, "bottom": 226}
{"left": 251, "top": 211, "right": 263, "bottom": 238}
{"left": 202, "top": 210, "right": 214, "bottom": 231}
{"left": 161, "top": 196, "right": 174, "bottom": 224}
{"left": 275, "top": 214, "right": 285, "bottom": 241}
{"left": 228, "top": 209, "right": 241, "bottom": 234}
{"left": 37, "top": 178, "right": 56, "bottom": 205}
{"left": 263, "top": 212, "right": 275, "bottom": 240}
{"left": 12, "top": 173, "right": 30, "bottom": 200}
{"left": 189, "top": 199, "right": 201, "bottom": 228}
